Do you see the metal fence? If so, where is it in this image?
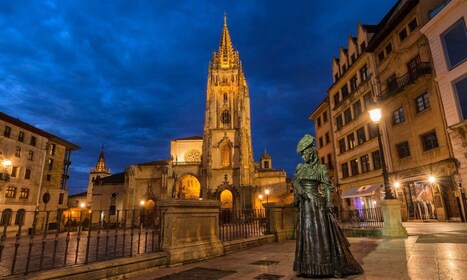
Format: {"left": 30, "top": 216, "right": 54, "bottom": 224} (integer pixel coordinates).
{"left": 339, "top": 207, "right": 384, "bottom": 228}
{"left": 219, "top": 209, "right": 267, "bottom": 241}
{"left": 0, "top": 208, "right": 162, "bottom": 277}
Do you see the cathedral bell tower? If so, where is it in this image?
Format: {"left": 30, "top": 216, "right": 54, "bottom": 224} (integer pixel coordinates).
{"left": 202, "top": 15, "right": 255, "bottom": 208}
{"left": 86, "top": 145, "right": 111, "bottom": 207}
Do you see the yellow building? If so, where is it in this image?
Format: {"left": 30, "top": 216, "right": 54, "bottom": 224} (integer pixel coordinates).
{"left": 1, "top": 112, "right": 79, "bottom": 232}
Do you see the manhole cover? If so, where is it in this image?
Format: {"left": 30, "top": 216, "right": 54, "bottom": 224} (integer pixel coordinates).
{"left": 250, "top": 260, "right": 280, "bottom": 266}
{"left": 153, "top": 267, "right": 236, "bottom": 280}
{"left": 254, "top": 273, "right": 284, "bottom": 280}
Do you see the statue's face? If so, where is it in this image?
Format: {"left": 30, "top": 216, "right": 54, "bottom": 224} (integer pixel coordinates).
{"left": 301, "top": 147, "right": 315, "bottom": 163}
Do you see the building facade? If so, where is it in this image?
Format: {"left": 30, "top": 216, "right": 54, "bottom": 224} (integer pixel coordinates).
{"left": 1, "top": 112, "right": 79, "bottom": 232}
{"left": 420, "top": 0, "right": 467, "bottom": 221}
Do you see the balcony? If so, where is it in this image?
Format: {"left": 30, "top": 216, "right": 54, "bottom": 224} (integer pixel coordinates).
{"left": 0, "top": 172, "right": 10, "bottom": 181}
{"left": 379, "top": 62, "right": 431, "bottom": 100}
{"left": 173, "top": 161, "right": 201, "bottom": 166}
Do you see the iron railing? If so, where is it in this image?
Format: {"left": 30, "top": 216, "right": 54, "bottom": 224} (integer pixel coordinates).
{"left": 0, "top": 208, "right": 162, "bottom": 277}
{"left": 219, "top": 209, "right": 267, "bottom": 241}
{"left": 379, "top": 62, "right": 431, "bottom": 100}
{"left": 339, "top": 207, "right": 384, "bottom": 228}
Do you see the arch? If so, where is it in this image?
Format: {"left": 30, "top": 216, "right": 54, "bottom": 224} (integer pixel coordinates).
{"left": 220, "top": 189, "right": 233, "bottom": 209}
{"left": 176, "top": 174, "right": 201, "bottom": 199}
{"left": 15, "top": 209, "right": 26, "bottom": 226}
{"left": 1, "top": 209, "right": 12, "bottom": 226}
{"left": 219, "top": 140, "right": 232, "bottom": 167}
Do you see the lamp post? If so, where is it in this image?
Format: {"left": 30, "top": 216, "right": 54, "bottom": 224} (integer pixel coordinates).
{"left": 368, "top": 107, "right": 407, "bottom": 237}
{"left": 264, "top": 189, "right": 270, "bottom": 203}
{"left": 369, "top": 108, "right": 394, "bottom": 200}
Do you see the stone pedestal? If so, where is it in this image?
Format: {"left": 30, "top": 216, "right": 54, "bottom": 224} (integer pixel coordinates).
{"left": 158, "top": 199, "right": 224, "bottom": 265}
{"left": 381, "top": 199, "right": 408, "bottom": 237}
{"left": 263, "top": 202, "right": 296, "bottom": 242}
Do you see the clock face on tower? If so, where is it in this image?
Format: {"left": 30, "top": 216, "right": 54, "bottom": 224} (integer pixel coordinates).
{"left": 221, "top": 110, "right": 231, "bottom": 124}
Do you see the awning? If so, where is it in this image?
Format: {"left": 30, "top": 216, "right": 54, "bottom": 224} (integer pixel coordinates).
{"left": 341, "top": 183, "right": 382, "bottom": 199}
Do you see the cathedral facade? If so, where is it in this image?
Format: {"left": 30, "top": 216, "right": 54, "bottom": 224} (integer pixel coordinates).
{"left": 87, "top": 16, "right": 287, "bottom": 212}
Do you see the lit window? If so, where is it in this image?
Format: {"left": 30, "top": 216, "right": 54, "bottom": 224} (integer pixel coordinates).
{"left": 49, "top": 143, "right": 56, "bottom": 155}
{"left": 421, "top": 130, "right": 439, "bottom": 151}
{"left": 48, "top": 159, "right": 54, "bottom": 171}
{"left": 347, "top": 133, "right": 355, "bottom": 150}
{"left": 5, "top": 187, "right": 16, "bottom": 198}
{"left": 19, "top": 188, "right": 29, "bottom": 199}
{"left": 415, "top": 92, "right": 430, "bottom": 113}
{"left": 360, "top": 65, "right": 369, "bottom": 81}
{"left": 442, "top": 19, "right": 467, "bottom": 69}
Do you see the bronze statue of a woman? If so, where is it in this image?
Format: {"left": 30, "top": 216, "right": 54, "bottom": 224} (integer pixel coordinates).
{"left": 293, "top": 134, "right": 363, "bottom": 278}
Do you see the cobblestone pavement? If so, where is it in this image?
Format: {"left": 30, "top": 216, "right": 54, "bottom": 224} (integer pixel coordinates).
{"left": 125, "top": 222, "right": 467, "bottom": 280}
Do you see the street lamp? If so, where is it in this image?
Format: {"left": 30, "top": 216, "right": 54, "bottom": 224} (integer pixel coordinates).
{"left": 369, "top": 107, "right": 407, "bottom": 237}
{"left": 264, "top": 189, "right": 270, "bottom": 203}
{"left": 369, "top": 107, "right": 395, "bottom": 200}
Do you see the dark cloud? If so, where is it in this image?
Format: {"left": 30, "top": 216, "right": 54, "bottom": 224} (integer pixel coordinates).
{"left": 0, "top": 0, "right": 396, "bottom": 194}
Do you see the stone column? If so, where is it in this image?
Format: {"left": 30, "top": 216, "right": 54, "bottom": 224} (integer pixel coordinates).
{"left": 263, "top": 202, "right": 296, "bottom": 242}
{"left": 381, "top": 200, "right": 408, "bottom": 237}
{"left": 159, "top": 199, "right": 224, "bottom": 265}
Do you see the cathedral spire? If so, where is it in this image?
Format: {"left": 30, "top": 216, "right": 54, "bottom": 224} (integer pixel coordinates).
{"left": 93, "top": 144, "right": 110, "bottom": 173}
{"left": 217, "top": 13, "right": 236, "bottom": 68}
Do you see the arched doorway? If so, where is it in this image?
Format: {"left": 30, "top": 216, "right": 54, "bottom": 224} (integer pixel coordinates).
{"left": 220, "top": 189, "right": 233, "bottom": 209}
{"left": 177, "top": 174, "right": 201, "bottom": 199}
{"left": 141, "top": 199, "right": 158, "bottom": 227}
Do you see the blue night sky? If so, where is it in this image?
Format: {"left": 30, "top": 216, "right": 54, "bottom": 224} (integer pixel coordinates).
{"left": 0, "top": 1, "right": 396, "bottom": 194}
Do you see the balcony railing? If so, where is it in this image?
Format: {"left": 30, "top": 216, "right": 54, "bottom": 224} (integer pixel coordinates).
{"left": 379, "top": 62, "right": 431, "bottom": 100}
{"left": 172, "top": 161, "right": 201, "bottom": 166}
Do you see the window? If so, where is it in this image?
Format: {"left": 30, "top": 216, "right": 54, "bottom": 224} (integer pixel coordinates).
{"left": 30, "top": 136, "right": 36, "bottom": 147}
{"left": 333, "top": 93, "right": 341, "bottom": 106}
{"left": 378, "top": 51, "right": 385, "bottom": 62}
{"left": 47, "top": 174, "right": 51, "bottom": 181}
{"left": 442, "top": 19, "right": 467, "bottom": 69}
{"left": 341, "top": 162, "right": 349, "bottom": 178}
{"left": 28, "top": 150, "right": 34, "bottom": 161}
{"left": 323, "top": 111, "right": 328, "bottom": 122}
{"left": 454, "top": 76, "right": 467, "bottom": 119}
{"left": 3, "top": 126, "right": 11, "bottom": 137}
{"left": 344, "top": 108, "right": 352, "bottom": 124}
{"left": 264, "top": 161, "right": 270, "bottom": 169}
{"left": 368, "top": 123, "right": 379, "bottom": 139}
{"left": 15, "top": 146, "right": 21, "bottom": 157}
{"left": 317, "top": 116, "right": 322, "bottom": 127}
{"left": 396, "top": 141, "right": 411, "bottom": 158}
{"left": 360, "top": 64, "right": 369, "bottom": 81}
{"left": 221, "top": 110, "right": 231, "bottom": 125}
{"left": 334, "top": 73, "right": 339, "bottom": 82}
{"left": 5, "top": 187, "right": 16, "bottom": 198}
{"left": 360, "top": 155, "right": 370, "bottom": 173}
{"left": 363, "top": 93, "right": 373, "bottom": 110}
{"left": 342, "top": 64, "right": 347, "bottom": 72}
{"left": 336, "top": 115, "right": 343, "bottom": 129}
{"left": 1, "top": 209, "right": 12, "bottom": 226}
{"left": 220, "top": 141, "right": 231, "bottom": 167}
{"left": 353, "top": 100, "right": 362, "bottom": 118}
{"left": 351, "top": 54, "right": 356, "bottom": 63}
{"left": 325, "top": 132, "right": 330, "bottom": 144}
{"left": 350, "top": 159, "right": 359, "bottom": 176}
{"left": 319, "top": 137, "right": 324, "bottom": 148}
{"left": 350, "top": 75, "right": 358, "bottom": 91}
{"left": 399, "top": 28, "right": 408, "bottom": 41}
{"left": 49, "top": 143, "right": 56, "bottom": 155}
{"left": 341, "top": 85, "right": 349, "bottom": 99}
{"left": 339, "top": 139, "right": 346, "bottom": 154}
{"left": 48, "top": 159, "right": 54, "bottom": 171}
{"left": 360, "top": 42, "right": 366, "bottom": 53}
{"left": 18, "top": 131, "right": 24, "bottom": 142}
{"left": 385, "top": 43, "right": 393, "bottom": 55}
{"left": 408, "top": 18, "right": 418, "bottom": 32}
{"left": 19, "top": 188, "right": 29, "bottom": 199}
{"left": 320, "top": 157, "right": 325, "bottom": 164}
{"left": 59, "top": 193, "right": 64, "bottom": 205}
{"left": 416, "top": 92, "right": 430, "bottom": 112}
{"left": 327, "top": 154, "right": 332, "bottom": 169}
{"left": 357, "top": 127, "right": 366, "bottom": 144}
{"left": 387, "top": 74, "right": 397, "bottom": 91}
{"left": 223, "top": 92, "right": 228, "bottom": 102}
{"left": 347, "top": 133, "right": 355, "bottom": 150}
{"left": 11, "top": 166, "right": 18, "bottom": 177}
{"left": 392, "top": 107, "right": 405, "bottom": 125}
{"left": 25, "top": 168, "right": 31, "bottom": 179}
{"left": 372, "top": 150, "right": 382, "bottom": 170}
{"left": 15, "top": 209, "right": 25, "bottom": 226}
{"left": 421, "top": 130, "right": 439, "bottom": 151}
